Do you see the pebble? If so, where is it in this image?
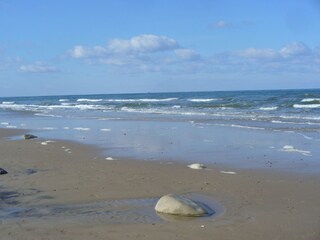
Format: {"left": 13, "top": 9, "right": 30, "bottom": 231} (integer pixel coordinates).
{"left": 23, "top": 134, "right": 38, "bottom": 140}
{"left": 0, "top": 168, "right": 8, "bottom": 175}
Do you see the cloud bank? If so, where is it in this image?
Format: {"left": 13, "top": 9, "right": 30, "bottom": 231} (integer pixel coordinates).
{"left": 69, "top": 35, "right": 319, "bottom": 75}
{"left": 70, "top": 34, "right": 180, "bottom": 59}
{"left": 19, "top": 62, "right": 59, "bottom": 73}
{"left": 69, "top": 34, "right": 198, "bottom": 72}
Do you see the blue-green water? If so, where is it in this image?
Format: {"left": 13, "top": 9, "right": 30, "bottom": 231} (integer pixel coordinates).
{"left": 1, "top": 89, "right": 320, "bottom": 172}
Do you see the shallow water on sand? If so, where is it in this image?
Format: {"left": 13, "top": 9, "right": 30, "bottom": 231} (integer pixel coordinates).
{"left": 2, "top": 114, "right": 320, "bottom": 173}
{"left": 0, "top": 193, "right": 223, "bottom": 225}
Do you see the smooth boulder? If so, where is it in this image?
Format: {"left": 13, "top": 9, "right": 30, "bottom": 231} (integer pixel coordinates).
{"left": 155, "top": 194, "right": 208, "bottom": 217}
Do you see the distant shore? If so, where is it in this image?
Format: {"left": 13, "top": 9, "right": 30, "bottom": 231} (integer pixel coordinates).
{"left": 1, "top": 128, "right": 320, "bottom": 239}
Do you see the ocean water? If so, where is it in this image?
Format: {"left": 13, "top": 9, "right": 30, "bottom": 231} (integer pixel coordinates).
{"left": 1, "top": 89, "right": 320, "bottom": 172}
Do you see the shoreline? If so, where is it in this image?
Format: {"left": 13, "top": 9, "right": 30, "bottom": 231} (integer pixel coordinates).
{"left": 1, "top": 128, "right": 320, "bottom": 239}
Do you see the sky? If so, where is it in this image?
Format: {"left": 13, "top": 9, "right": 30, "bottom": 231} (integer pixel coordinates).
{"left": 0, "top": 0, "right": 320, "bottom": 96}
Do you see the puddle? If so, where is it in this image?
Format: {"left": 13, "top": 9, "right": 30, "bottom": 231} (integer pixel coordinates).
{"left": 0, "top": 193, "right": 223, "bottom": 225}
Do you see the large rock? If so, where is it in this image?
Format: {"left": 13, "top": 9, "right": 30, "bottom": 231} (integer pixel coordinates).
{"left": 155, "top": 194, "right": 208, "bottom": 217}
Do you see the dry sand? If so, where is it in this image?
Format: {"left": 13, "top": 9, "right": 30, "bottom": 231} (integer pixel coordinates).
{"left": 1, "top": 128, "right": 320, "bottom": 240}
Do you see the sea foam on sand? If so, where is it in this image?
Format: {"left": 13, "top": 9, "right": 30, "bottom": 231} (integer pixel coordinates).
{"left": 280, "top": 145, "right": 312, "bottom": 156}
{"left": 188, "top": 163, "right": 206, "bottom": 170}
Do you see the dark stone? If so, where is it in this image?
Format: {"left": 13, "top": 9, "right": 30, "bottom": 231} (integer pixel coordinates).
{"left": 0, "top": 168, "right": 8, "bottom": 175}
{"left": 23, "top": 134, "right": 38, "bottom": 140}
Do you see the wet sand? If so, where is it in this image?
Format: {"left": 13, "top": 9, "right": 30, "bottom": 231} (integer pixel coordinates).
{"left": 1, "top": 128, "right": 320, "bottom": 239}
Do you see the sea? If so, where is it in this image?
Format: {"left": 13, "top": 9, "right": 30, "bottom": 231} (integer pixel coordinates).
{"left": 1, "top": 89, "right": 320, "bottom": 172}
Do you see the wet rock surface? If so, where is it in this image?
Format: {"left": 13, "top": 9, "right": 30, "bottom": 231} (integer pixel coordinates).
{"left": 155, "top": 194, "right": 211, "bottom": 217}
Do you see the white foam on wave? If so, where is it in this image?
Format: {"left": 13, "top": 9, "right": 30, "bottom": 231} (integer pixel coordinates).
{"left": 293, "top": 104, "right": 320, "bottom": 109}
{"left": 280, "top": 145, "right": 312, "bottom": 156}
{"left": 1, "top": 122, "right": 9, "bottom": 125}
{"left": 280, "top": 115, "right": 320, "bottom": 121}
{"left": 6, "top": 125, "right": 17, "bottom": 128}
{"left": 2, "top": 101, "right": 14, "bottom": 104}
{"left": 98, "top": 117, "right": 121, "bottom": 120}
{"left": 0, "top": 103, "right": 30, "bottom": 111}
{"left": 272, "top": 120, "right": 320, "bottom": 126}
{"left": 106, "top": 98, "right": 178, "bottom": 102}
{"left": 230, "top": 124, "right": 264, "bottom": 130}
{"left": 298, "top": 133, "right": 313, "bottom": 140}
{"left": 259, "top": 106, "right": 278, "bottom": 111}
{"left": 272, "top": 120, "right": 283, "bottom": 124}
{"left": 34, "top": 113, "right": 62, "bottom": 118}
{"left": 0, "top": 102, "right": 111, "bottom": 112}
{"left": 40, "top": 127, "right": 57, "bottom": 130}
{"left": 187, "top": 98, "right": 218, "bottom": 102}
{"left": 59, "top": 99, "right": 69, "bottom": 102}
{"left": 120, "top": 106, "right": 207, "bottom": 116}
{"left": 77, "top": 98, "right": 103, "bottom": 102}
{"left": 100, "top": 128, "right": 111, "bottom": 132}
{"left": 73, "top": 127, "right": 91, "bottom": 131}
{"left": 75, "top": 104, "right": 106, "bottom": 110}
{"left": 301, "top": 98, "right": 320, "bottom": 102}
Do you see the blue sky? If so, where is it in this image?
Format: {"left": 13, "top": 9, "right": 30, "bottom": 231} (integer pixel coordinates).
{"left": 0, "top": 0, "right": 320, "bottom": 96}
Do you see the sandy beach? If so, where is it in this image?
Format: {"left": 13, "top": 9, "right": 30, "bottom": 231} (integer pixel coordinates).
{"left": 1, "top": 128, "right": 320, "bottom": 240}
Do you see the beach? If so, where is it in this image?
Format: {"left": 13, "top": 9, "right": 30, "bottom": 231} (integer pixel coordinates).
{"left": 2, "top": 0, "right": 320, "bottom": 238}
{"left": 1, "top": 128, "right": 320, "bottom": 240}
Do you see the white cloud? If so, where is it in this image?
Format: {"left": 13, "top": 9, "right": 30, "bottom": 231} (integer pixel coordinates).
{"left": 212, "top": 42, "right": 319, "bottom": 74}
{"left": 70, "top": 34, "right": 179, "bottom": 60}
{"left": 235, "top": 48, "right": 279, "bottom": 60}
{"left": 19, "top": 62, "right": 59, "bottom": 73}
{"left": 174, "top": 49, "right": 200, "bottom": 61}
{"left": 69, "top": 36, "right": 318, "bottom": 76}
{"left": 69, "top": 34, "right": 190, "bottom": 73}
{"left": 69, "top": 45, "right": 108, "bottom": 58}
{"left": 233, "top": 42, "right": 314, "bottom": 63}
{"left": 70, "top": 45, "right": 86, "bottom": 58}
{"left": 107, "top": 34, "right": 179, "bottom": 54}
{"left": 279, "top": 42, "right": 311, "bottom": 58}
{"left": 212, "top": 20, "right": 233, "bottom": 29}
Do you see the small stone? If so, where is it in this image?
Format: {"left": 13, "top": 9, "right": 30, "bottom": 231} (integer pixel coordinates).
{"left": 155, "top": 194, "right": 208, "bottom": 217}
{"left": 0, "top": 168, "right": 8, "bottom": 175}
{"left": 23, "top": 134, "right": 37, "bottom": 140}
